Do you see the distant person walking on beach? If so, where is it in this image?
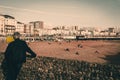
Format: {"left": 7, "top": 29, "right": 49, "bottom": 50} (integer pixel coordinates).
{"left": 2, "top": 32, "right": 36, "bottom": 80}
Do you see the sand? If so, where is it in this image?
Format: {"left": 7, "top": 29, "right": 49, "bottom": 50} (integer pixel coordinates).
{"left": 0, "top": 40, "right": 120, "bottom": 64}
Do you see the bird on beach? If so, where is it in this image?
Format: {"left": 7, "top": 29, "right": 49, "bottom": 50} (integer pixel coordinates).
{"left": 64, "top": 48, "right": 70, "bottom": 51}
{"left": 75, "top": 52, "right": 79, "bottom": 55}
{"left": 95, "top": 50, "right": 99, "bottom": 54}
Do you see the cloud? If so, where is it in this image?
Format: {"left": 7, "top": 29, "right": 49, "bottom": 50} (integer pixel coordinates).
{"left": 0, "top": 5, "right": 81, "bottom": 18}
{"left": 0, "top": 5, "right": 46, "bottom": 14}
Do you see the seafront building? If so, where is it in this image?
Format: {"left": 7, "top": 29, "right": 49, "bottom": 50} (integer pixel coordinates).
{"left": 0, "top": 14, "right": 45, "bottom": 36}
{"left": 16, "top": 22, "right": 25, "bottom": 35}
{"left": 0, "top": 14, "right": 17, "bottom": 36}
{"left": 29, "top": 21, "right": 44, "bottom": 36}
{"left": 0, "top": 14, "right": 120, "bottom": 40}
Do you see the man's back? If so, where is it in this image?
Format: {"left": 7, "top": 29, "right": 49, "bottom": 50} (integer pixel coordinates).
{"left": 3, "top": 32, "right": 36, "bottom": 80}
{"left": 5, "top": 39, "right": 36, "bottom": 64}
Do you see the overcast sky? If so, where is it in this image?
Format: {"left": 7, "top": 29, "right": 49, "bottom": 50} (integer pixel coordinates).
{"left": 0, "top": 0, "right": 120, "bottom": 28}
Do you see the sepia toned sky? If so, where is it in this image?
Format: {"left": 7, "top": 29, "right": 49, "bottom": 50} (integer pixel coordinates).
{"left": 0, "top": 0, "right": 120, "bottom": 28}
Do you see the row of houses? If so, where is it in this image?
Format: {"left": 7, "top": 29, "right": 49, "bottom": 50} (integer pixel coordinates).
{"left": 51, "top": 27, "right": 120, "bottom": 37}
{"left": 0, "top": 14, "right": 44, "bottom": 36}
{"left": 0, "top": 14, "right": 120, "bottom": 38}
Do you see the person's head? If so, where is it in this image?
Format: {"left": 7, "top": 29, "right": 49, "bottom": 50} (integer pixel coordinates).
{"left": 13, "top": 32, "right": 21, "bottom": 39}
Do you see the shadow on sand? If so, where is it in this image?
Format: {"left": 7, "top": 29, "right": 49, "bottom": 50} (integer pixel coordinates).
{"left": 101, "top": 52, "right": 120, "bottom": 65}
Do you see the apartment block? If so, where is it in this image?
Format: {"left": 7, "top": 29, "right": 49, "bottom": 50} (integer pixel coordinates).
{"left": 0, "top": 14, "right": 17, "bottom": 35}
{"left": 29, "top": 21, "right": 44, "bottom": 36}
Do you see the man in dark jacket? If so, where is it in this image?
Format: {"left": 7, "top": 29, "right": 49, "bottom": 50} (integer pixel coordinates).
{"left": 4, "top": 32, "right": 36, "bottom": 80}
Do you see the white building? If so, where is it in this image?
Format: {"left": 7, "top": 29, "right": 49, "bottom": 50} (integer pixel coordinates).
{"left": 16, "top": 22, "right": 25, "bottom": 34}
{"left": 93, "top": 31, "right": 100, "bottom": 37}
{"left": 0, "top": 15, "right": 17, "bottom": 35}
{"left": 29, "top": 21, "right": 44, "bottom": 36}
{"left": 39, "top": 29, "right": 54, "bottom": 35}
{"left": 24, "top": 24, "right": 31, "bottom": 36}
{"left": 0, "top": 15, "right": 5, "bottom": 35}
{"left": 81, "top": 30, "right": 92, "bottom": 37}
{"left": 99, "top": 31, "right": 109, "bottom": 37}
{"left": 4, "top": 15, "right": 17, "bottom": 35}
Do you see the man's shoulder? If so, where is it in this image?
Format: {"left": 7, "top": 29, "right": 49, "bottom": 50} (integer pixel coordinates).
{"left": 8, "top": 41, "right": 14, "bottom": 45}
{"left": 18, "top": 39, "right": 27, "bottom": 44}
{"left": 10, "top": 39, "right": 26, "bottom": 45}
{"left": 19, "top": 39, "right": 26, "bottom": 43}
